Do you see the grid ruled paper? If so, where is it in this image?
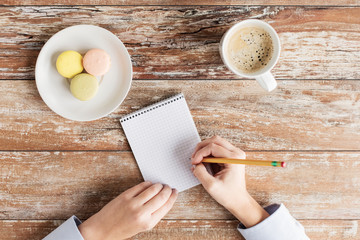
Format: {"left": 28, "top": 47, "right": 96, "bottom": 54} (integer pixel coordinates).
{"left": 120, "top": 93, "right": 201, "bottom": 192}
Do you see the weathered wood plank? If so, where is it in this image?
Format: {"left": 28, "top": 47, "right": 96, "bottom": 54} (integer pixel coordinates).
{"left": 0, "top": 80, "right": 359, "bottom": 151}
{"left": 2, "top": 0, "right": 360, "bottom": 6}
{"left": 1, "top": 219, "right": 360, "bottom": 240}
{"left": 1, "top": 151, "right": 359, "bottom": 220}
{"left": 0, "top": 6, "right": 359, "bottom": 80}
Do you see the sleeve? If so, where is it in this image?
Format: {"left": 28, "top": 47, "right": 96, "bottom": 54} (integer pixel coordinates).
{"left": 43, "top": 216, "right": 84, "bottom": 240}
{"left": 237, "top": 203, "right": 310, "bottom": 240}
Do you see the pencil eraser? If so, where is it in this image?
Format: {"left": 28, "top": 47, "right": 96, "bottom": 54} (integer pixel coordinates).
{"left": 281, "top": 162, "right": 286, "bottom": 168}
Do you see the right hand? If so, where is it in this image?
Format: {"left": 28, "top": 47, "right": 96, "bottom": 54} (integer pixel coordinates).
{"left": 191, "top": 136, "right": 269, "bottom": 228}
{"left": 78, "top": 182, "right": 178, "bottom": 240}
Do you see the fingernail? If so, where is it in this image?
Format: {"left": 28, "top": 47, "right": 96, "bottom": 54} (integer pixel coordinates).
{"left": 173, "top": 189, "right": 178, "bottom": 194}
{"left": 155, "top": 182, "right": 164, "bottom": 187}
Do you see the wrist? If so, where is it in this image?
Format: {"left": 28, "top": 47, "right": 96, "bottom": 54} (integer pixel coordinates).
{"left": 227, "top": 193, "right": 270, "bottom": 228}
{"left": 224, "top": 190, "right": 252, "bottom": 214}
{"left": 78, "top": 221, "right": 93, "bottom": 240}
{"left": 78, "top": 218, "right": 105, "bottom": 240}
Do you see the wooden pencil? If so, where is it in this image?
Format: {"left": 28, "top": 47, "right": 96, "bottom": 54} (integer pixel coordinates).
{"left": 202, "top": 158, "right": 286, "bottom": 167}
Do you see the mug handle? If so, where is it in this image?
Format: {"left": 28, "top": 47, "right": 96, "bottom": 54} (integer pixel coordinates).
{"left": 255, "top": 72, "right": 277, "bottom": 92}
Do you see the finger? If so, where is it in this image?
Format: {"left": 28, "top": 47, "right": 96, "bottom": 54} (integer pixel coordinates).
{"left": 192, "top": 142, "right": 236, "bottom": 165}
{"left": 121, "top": 181, "right": 153, "bottom": 198}
{"left": 192, "top": 163, "right": 215, "bottom": 190}
{"left": 234, "top": 148, "right": 246, "bottom": 159}
{"left": 192, "top": 136, "right": 236, "bottom": 158}
{"left": 136, "top": 183, "right": 164, "bottom": 204}
{"left": 144, "top": 185, "right": 173, "bottom": 213}
{"left": 151, "top": 189, "right": 178, "bottom": 221}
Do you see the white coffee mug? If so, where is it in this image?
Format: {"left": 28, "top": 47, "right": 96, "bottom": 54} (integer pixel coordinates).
{"left": 220, "top": 19, "right": 281, "bottom": 92}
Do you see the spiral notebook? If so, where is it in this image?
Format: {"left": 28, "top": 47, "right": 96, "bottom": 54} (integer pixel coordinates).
{"left": 120, "top": 93, "right": 201, "bottom": 192}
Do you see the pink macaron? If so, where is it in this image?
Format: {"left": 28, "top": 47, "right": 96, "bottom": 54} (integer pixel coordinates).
{"left": 83, "top": 48, "right": 111, "bottom": 76}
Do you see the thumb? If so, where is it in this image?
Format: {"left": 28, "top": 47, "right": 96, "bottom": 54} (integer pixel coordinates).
{"left": 192, "top": 163, "right": 215, "bottom": 190}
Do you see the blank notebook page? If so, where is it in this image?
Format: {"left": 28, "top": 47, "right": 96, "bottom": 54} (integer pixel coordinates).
{"left": 120, "top": 93, "right": 200, "bottom": 192}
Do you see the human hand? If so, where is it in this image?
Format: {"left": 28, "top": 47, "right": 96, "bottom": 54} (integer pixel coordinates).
{"left": 78, "top": 182, "right": 178, "bottom": 240}
{"left": 191, "top": 136, "right": 269, "bottom": 228}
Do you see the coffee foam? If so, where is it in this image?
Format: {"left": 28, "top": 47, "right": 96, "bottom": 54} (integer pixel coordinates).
{"left": 226, "top": 27, "right": 273, "bottom": 74}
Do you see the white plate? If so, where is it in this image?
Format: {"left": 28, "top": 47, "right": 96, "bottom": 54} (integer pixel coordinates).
{"left": 35, "top": 25, "right": 133, "bottom": 121}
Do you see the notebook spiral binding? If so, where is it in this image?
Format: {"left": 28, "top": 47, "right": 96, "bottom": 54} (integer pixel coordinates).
{"left": 120, "top": 93, "right": 184, "bottom": 123}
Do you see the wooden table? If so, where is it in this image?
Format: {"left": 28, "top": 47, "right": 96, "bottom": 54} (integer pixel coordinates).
{"left": 1, "top": 1, "right": 359, "bottom": 239}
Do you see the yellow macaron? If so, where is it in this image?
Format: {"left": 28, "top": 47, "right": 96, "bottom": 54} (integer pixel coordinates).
{"left": 70, "top": 73, "right": 98, "bottom": 101}
{"left": 56, "top": 50, "right": 84, "bottom": 78}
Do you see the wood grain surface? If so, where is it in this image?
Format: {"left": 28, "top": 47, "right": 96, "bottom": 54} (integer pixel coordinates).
{"left": 2, "top": 219, "right": 359, "bottom": 240}
{"left": 1, "top": 151, "right": 359, "bottom": 220}
{"left": 2, "top": 0, "right": 360, "bottom": 6}
{"left": 0, "top": 80, "right": 359, "bottom": 151}
{"left": 0, "top": 6, "right": 359, "bottom": 80}
{"left": 1, "top": 1, "right": 359, "bottom": 239}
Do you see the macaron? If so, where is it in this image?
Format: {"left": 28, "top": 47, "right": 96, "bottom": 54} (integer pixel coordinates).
{"left": 56, "top": 50, "right": 84, "bottom": 78}
{"left": 70, "top": 73, "right": 99, "bottom": 101}
{"left": 83, "top": 48, "right": 111, "bottom": 76}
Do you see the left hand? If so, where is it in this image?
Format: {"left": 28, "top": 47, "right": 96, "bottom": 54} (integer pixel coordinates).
{"left": 78, "top": 182, "right": 178, "bottom": 240}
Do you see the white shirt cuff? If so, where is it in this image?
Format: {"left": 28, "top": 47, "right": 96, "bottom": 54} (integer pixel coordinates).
{"left": 237, "top": 203, "right": 309, "bottom": 240}
{"left": 43, "top": 216, "right": 84, "bottom": 240}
